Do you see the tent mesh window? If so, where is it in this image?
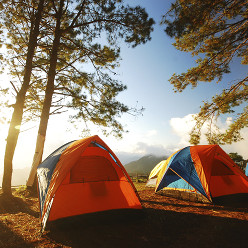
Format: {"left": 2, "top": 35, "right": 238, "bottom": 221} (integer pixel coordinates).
{"left": 70, "top": 156, "right": 119, "bottom": 183}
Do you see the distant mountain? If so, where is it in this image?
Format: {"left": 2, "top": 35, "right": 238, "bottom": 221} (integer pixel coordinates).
{"left": 116, "top": 152, "right": 141, "bottom": 165}
{"left": 124, "top": 155, "right": 167, "bottom": 175}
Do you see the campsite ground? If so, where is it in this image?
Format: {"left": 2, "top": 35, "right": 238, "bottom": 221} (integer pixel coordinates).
{"left": 0, "top": 183, "right": 248, "bottom": 248}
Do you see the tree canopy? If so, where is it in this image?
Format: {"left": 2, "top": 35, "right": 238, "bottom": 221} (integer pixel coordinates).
{"left": 229, "top": 152, "right": 245, "bottom": 163}
{"left": 1, "top": 0, "right": 155, "bottom": 193}
{"left": 229, "top": 152, "right": 247, "bottom": 170}
{"left": 162, "top": 0, "right": 248, "bottom": 145}
{"left": 2, "top": 0, "right": 154, "bottom": 137}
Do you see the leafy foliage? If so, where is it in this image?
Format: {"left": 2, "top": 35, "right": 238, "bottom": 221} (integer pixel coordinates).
{"left": 229, "top": 152, "right": 247, "bottom": 170}
{"left": 0, "top": 0, "right": 48, "bottom": 124}
{"left": 1, "top": 0, "right": 154, "bottom": 191}
{"left": 229, "top": 152, "right": 245, "bottom": 163}
{"left": 42, "top": 0, "right": 154, "bottom": 137}
{"left": 162, "top": 0, "right": 248, "bottom": 144}
{"left": 1, "top": 0, "right": 154, "bottom": 138}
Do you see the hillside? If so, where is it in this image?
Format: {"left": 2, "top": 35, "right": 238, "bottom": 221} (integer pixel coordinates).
{"left": 124, "top": 155, "right": 167, "bottom": 175}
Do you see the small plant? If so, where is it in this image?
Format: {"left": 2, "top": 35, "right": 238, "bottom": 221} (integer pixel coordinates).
{"left": 14, "top": 185, "right": 29, "bottom": 197}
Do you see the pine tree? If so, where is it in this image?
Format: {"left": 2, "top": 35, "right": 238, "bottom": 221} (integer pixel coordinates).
{"left": 162, "top": 0, "right": 248, "bottom": 145}
{"left": 24, "top": 0, "right": 155, "bottom": 187}
{"left": 1, "top": 0, "right": 46, "bottom": 195}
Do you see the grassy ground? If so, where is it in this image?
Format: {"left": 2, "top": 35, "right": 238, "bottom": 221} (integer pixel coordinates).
{"left": 0, "top": 184, "right": 248, "bottom": 248}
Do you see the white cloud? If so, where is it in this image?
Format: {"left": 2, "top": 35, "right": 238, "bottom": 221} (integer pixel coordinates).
{"left": 146, "top": 129, "right": 158, "bottom": 137}
{"left": 225, "top": 117, "right": 233, "bottom": 126}
{"left": 169, "top": 114, "right": 248, "bottom": 159}
{"left": 169, "top": 114, "right": 196, "bottom": 146}
{"left": 224, "top": 128, "right": 248, "bottom": 160}
{"left": 133, "top": 142, "right": 172, "bottom": 157}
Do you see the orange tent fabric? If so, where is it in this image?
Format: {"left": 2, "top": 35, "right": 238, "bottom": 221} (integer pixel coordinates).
{"left": 153, "top": 145, "right": 248, "bottom": 203}
{"left": 37, "top": 135, "right": 142, "bottom": 230}
{"left": 190, "top": 145, "right": 248, "bottom": 200}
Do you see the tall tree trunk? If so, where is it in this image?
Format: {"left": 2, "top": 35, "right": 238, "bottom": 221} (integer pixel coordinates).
{"left": 27, "top": 0, "right": 64, "bottom": 188}
{"left": 2, "top": 0, "right": 45, "bottom": 196}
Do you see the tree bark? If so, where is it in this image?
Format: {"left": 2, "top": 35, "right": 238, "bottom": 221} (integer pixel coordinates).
{"left": 26, "top": 134, "right": 45, "bottom": 187}
{"left": 27, "top": 0, "right": 65, "bottom": 188}
{"left": 2, "top": 0, "right": 45, "bottom": 196}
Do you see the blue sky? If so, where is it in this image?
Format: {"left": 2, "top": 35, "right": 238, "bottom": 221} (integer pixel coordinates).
{"left": 0, "top": 0, "right": 248, "bottom": 180}
{"left": 107, "top": 0, "right": 248, "bottom": 161}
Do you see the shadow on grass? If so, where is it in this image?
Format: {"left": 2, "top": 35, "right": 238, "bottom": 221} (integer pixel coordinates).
{"left": 45, "top": 208, "right": 248, "bottom": 248}
{"left": 212, "top": 193, "right": 248, "bottom": 208}
{"left": 0, "top": 193, "right": 39, "bottom": 217}
{"left": 0, "top": 220, "right": 33, "bottom": 248}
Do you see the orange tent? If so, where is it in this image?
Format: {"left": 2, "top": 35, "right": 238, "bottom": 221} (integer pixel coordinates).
{"left": 150, "top": 145, "right": 248, "bottom": 203}
{"left": 37, "top": 135, "right": 142, "bottom": 230}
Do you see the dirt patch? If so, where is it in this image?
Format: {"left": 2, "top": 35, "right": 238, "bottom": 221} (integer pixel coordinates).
{"left": 0, "top": 185, "right": 248, "bottom": 248}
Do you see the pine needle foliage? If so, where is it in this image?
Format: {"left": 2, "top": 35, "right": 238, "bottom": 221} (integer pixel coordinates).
{"left": 162, "top": 0, "right": 248, "bottom": 145}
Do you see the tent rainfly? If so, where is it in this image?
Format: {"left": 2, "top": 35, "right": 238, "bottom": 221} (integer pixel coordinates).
{"left": 37, "top": 135, "right": 142, "bottom": 231}
{"left": 148, "top": 145, "right": 248, "bottom": 203}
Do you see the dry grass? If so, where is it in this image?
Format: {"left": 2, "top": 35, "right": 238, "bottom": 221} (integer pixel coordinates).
{"left": 0, "top": 185, "right": 248, "bottom": 248}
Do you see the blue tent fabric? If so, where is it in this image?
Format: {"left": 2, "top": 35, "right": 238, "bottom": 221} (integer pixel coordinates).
{"left": 161, "top": 167, "right": 181, "bottom": 188}
{"left": 167, "top": 177, "right": 195, "bottom": 191}
{"left": 37, "top": 141, "right": 75, "bottom": 216}
{"left": 156, "top": 146, "right": 207, "bottom": 197}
